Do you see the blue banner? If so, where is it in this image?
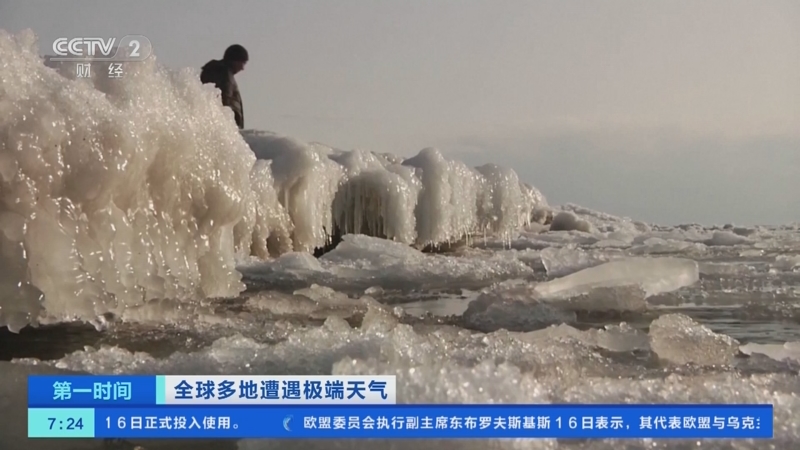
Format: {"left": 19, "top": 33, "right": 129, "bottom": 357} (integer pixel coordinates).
{"left": 28, "top": 405, "right": 773, "bottom": 439}
{"left": 28, "top": 375, "right": 397, "bottom": 407}
{"left": 29, "top": 376, "right": 157, "bottom": 407}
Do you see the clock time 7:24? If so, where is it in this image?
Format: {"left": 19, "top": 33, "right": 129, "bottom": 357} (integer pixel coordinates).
{"left": 48, "top": 417, "right": 85, "bottom": 430}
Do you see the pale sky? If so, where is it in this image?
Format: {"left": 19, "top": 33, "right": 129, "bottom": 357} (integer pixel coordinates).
{"left": 1, "top": 0, "right": 798, "bottom": 225}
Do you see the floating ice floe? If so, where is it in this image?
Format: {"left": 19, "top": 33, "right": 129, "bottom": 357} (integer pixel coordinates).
{"left": 533, "top": 257, "right": 700, "bottom": 299}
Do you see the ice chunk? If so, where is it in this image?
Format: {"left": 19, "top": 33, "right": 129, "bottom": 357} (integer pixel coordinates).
{"left": 518, "top": 323, "right": 651, "bottom": 353}
{"left": 629, "top": 237, "right": 706, "bottom": 255}
{"left": 774, "top": 255, "right": 800, "bottom": 271}
{"left": 245, "top": 290, "right": 366, "bottom": 325}
{"left": 244, "top": 290, "right": 319, "bottom": 316}
{"left": 539, "top": 247, "right": 614, "bottom": 277}
{"left": 592, "top": 232, "right": 635, "bottom": 248}
{"left": 556, "top": 285, "right": 649, "bottom": 312}
{"left": 293, "top": 284, "right": 366, "bottom": 310}
{"left": 322, "top": 235, "right": 535, "bottom": 289}
{"left": 705, "top": 231, "right": 751, "bottom": 246}
{"left": 533, "top": 257, "right": 699, "bottom": 299}
{"left": 475, "top": 278, "right": 648, "bottom": 315}
{"left": 461, "top": 291, "right": 577, "bottom": 332}
{"left": 649, "top": 314, "right": 740, "bottom": 366}
{"left": 697, "top": 262, "right": 755, "bottom": 277}
{"left": 739, "top": 341, "right": 800, "bottom": 363}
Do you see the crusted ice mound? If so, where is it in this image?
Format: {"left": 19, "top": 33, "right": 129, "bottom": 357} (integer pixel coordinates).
{"left": 0, "top": 30, "right": 280, "bottom": 331}
{"left": 649, "top": 313, "right": 740, "bottom": 366}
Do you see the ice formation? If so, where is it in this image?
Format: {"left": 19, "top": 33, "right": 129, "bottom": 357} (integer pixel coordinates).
{"left": 0, "top": 31, "right": 550, "bottom": 331}
{"left": 706, "top": 231, "right": 752, "bottom": 246}
{"left": 649, "top": 313, "right": 740, "bottom": 366}
{"left": 533, "top": 257, "right": 700, "bottom": 299}
{"left": 240, "top": 234, "right": 534, "bottom": 292}
{"left": 740, "top": 341, "right": 800, "bottom": 362}
{"left": 0, "top": 30, "right": 268, "bottom": 331}
{"left": 538, "top": 246, "right": 617, "bottom": 277}
{"left": 241, "top": 131, "right": 343, "bottom": 253}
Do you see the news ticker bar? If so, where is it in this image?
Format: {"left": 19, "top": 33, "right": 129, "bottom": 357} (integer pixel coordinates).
{"left": 29, "top": 375, "right": 397, "bottom": 406}
{"left": 29, "top": 405, "right": 772, "bottom": 439}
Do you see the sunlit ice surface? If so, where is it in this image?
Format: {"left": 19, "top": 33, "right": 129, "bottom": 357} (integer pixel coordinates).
{"left": 1, "top": 30, "right": 800, "bottom": 450}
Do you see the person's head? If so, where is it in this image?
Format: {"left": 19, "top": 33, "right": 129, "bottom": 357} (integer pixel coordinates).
{"left": 223, "top": 44, "right": 249, "bottom": 74}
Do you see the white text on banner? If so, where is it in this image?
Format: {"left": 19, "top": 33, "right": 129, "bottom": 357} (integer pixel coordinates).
{"left": 159, "top": 376, "right": 396, "bottom": 405}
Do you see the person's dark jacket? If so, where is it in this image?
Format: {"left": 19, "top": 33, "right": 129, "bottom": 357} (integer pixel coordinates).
{"left": 200, "top": 59, "right": 244, "bottom": 129}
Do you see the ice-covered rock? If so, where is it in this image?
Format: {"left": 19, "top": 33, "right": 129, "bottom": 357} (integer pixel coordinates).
{"left": 649, "top": 314, "right": 740, "bottom": 366}
{"left": 548, "top": 211, "right": 593, "bottom": 233}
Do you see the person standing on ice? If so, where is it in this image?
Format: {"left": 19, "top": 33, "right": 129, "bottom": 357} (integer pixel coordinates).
{"left": 201, "top": 44, "right": 248, "bottom": 129}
